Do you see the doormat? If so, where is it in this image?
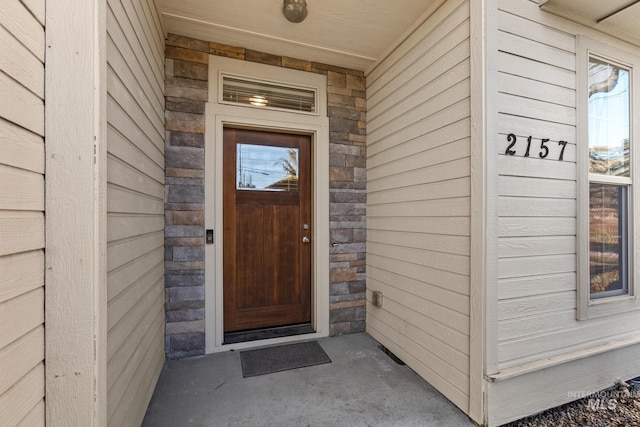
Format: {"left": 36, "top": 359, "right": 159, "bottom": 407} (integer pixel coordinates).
{"left": 240, "top": 341, "right": 331, "bottom": 378}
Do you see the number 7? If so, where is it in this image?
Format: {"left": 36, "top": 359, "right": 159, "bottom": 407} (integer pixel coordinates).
{"left": 558, "top": 141, "right": 568, "bottom": 161}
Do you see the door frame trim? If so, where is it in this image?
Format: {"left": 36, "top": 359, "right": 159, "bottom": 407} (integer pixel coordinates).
{"left": 205, "top": 113, "right": 329, "bottom": 353}
{"left": 205, "top": 56, "right": 329, "bottom": 353}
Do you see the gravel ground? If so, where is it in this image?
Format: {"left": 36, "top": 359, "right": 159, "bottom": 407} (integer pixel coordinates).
{"left": 503, "top": 384, "right": 640, "bottom": 427}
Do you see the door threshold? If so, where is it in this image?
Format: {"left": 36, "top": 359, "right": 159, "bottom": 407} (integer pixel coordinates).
{"left": 224, "top": 324, "right": 315, "bottom": 344}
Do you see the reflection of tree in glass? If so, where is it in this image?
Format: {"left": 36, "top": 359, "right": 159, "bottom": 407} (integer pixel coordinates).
{"left": 588, "top": 61, "right": 629, "bottom": 177}
{"left": 589, "top": 65, "right": 619, "bottom": 98}
{"left": 274, "top": 149, "right": 298, "bottom": 178}
{"left": 266, "top": 149, "right": 299, "bottom": 191}
{"left": 590, "top": 138, "right": 630, "bottom": 176}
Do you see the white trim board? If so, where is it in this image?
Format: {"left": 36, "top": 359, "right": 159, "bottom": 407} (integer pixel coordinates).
{"left": 205, "top": 56, "right": 330, "bottom": 353}
{"left": 45, "top": 0, "right": 108, "bottom": 424}
{"left": 469, "top": 0, "right": 499, "bottom": 423}
{"left": 487, "top": 340, "right": 640, "bottom": 426}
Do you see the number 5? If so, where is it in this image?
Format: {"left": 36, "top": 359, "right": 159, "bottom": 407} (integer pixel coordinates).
{"left": 539, "top": 138, "right": 549, "bottom": 158}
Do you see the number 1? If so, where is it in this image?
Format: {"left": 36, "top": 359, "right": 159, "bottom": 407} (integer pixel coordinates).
{"left": 524, "top": 136, "right": 532, "bottom": 157}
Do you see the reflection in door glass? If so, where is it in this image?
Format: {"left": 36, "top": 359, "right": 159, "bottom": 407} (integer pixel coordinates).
{"left": 236, "top": 144, "right": 299, "bottom": 191}
{"left": 588, "top": 57, "right": 630, "bottom": 177}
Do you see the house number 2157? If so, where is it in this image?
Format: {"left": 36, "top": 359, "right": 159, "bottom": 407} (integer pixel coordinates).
{"left": 505, "top": 133, "right": 568, "bottom": 161}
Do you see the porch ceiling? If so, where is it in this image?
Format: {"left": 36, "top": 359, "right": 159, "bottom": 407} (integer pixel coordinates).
{"left": 539, "top": 0, "right": 640, "bottom": 47}
{"left": 157, "top": 0, "right": 442, "bottom": 71}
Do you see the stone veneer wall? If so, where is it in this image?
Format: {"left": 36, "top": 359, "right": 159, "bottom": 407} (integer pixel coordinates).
{"left": 164, "top": 34, "right": 366, "bottom": 359}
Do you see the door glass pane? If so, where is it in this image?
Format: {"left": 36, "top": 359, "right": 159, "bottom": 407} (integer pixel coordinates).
{"left": 589, "top": 183, "right": 627, "bottom": 298}
{"left": 588, "top": 57, "right": 630, "bottom": 177}
{"left": 236, "top": 144, "right": 299, "bottom": 191}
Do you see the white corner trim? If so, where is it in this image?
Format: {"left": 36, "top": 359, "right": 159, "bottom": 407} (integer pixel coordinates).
{"left": 45, "top": 0, "right": 108, "bottom": 424}
{"left": 470, "top": 0, "right": 498, "bottom": 424}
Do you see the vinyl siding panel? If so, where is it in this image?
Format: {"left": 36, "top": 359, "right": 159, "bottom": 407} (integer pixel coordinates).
{"left": 106, "top": 0, "right": 165, "bottom": 426}
{"left": 495, "top": 0, "right": 579, "bottom": 369}
{"left": 494, "top": 0, "right": 640, "bottom": 375}
{"left": 0, "top": 1, "right": 45, "bottom": 424}
{"left": 366, "top": 0, "right": 471, "bottom": 414}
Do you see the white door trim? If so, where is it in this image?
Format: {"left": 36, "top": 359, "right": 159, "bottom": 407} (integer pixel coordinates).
{"left": 205, "top": 56, "right": 329, "bottom": 353}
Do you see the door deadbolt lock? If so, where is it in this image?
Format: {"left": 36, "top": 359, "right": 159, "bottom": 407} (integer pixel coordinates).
{"left": 302, "top": 236, "right": 310, "bottom": 243}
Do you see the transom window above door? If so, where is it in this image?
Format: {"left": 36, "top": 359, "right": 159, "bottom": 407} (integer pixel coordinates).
{"left": 221, "top": 75, "right": 317, "bottom": 114}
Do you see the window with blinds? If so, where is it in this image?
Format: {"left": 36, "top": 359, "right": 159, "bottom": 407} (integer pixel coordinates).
{"left": 221, "top": 75, "right": 317, "bottom": 114}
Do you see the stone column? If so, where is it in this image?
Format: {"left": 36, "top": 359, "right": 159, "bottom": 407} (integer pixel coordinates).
{"left": 313, "top": 65, "right": 367, "bottom": 335}
{"left": 164, "top": 35, "right": 209, "bottom": 359}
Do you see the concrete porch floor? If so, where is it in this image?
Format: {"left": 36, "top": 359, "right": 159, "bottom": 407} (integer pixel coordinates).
{"left": 142, "top": 333, "right": 474, "bottom": 426}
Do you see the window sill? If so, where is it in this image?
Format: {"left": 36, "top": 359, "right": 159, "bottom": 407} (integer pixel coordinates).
{"left": 579, "top": 294, "right": 640, "bottom": 320}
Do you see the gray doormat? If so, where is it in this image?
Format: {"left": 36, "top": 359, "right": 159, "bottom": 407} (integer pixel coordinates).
{"left": 240, "top": 341, "right": 331, "bottom": 378}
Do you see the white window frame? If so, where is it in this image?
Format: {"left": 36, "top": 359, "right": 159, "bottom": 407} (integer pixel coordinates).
{"left": 577, "top": 36, "right": 640, "bottom": 319}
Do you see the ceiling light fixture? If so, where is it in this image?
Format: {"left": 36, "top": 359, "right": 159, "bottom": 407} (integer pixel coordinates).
{"left": 283, "top": 0, "right": 308, "bottom": 23}
{"left": 249, "top": 95, "right": 268, "bottom": 107}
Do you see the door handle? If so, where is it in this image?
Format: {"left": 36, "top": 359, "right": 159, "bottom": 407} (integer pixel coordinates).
{"left": 302, "top": 236, "right": 310, "bottom": 243}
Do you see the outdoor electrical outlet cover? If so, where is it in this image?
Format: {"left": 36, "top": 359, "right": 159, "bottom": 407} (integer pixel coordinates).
{"left": 372, "top": 291, "right": 383, "bottom": 307}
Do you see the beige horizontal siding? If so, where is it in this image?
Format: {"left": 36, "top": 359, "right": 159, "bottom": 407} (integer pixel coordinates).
{"left": 366, "top": 0, "right": 471, "bottom": 414}
{"left": 106, "top": 0, "right": 165, "bottom": 425}
{"left": 0, "top": 1, "right": 45, "bottom": 425}
{"left": 496, "top": 0, "right": 640, "bottom": 369}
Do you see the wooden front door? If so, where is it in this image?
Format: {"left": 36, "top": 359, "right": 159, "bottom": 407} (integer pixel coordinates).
{"left": 223, "top": 128, "right": 312, "bottom": 332}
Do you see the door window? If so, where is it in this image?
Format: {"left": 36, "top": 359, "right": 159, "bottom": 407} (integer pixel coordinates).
{"left": 236, "top": 144, "right": 299, "bottom": 192}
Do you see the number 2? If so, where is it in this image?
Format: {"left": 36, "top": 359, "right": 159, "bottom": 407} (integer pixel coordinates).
{"left": 505, "top": 133, "right": 517, "bottom": 155}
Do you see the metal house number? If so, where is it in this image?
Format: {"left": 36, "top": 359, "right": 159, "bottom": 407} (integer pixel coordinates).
{"left": 504, "top": 133, "right": 568, "bottom": 161}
